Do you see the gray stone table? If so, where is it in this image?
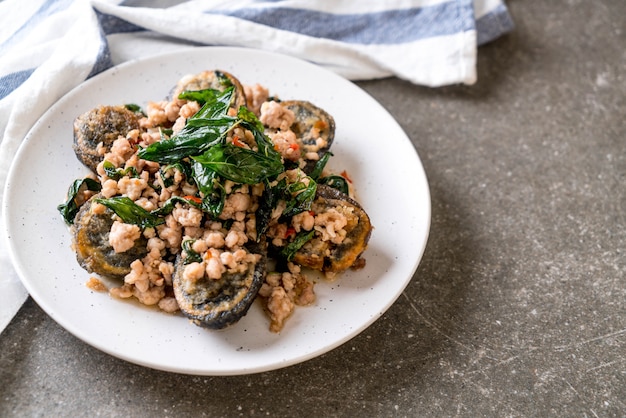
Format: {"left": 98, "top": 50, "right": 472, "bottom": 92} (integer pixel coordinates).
{"left": 2, "top": 1, "right": 625, "bottom": 416}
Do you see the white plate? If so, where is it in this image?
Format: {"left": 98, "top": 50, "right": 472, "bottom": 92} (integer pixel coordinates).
{"left": 3, "top": 47, "right": 430, "bottom": 375}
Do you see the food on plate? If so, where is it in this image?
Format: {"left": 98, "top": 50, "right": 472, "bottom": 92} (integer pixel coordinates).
{"left": 73, "top": 105, "right": 141, "bottom": 172}
{"left": 172, "top": 241, "right": 266, "bottom": 329}
{"left": 291, "top": 184, "right": 372, "bottom": 276}
{"left": 170, "top": 70, "right": 247, "bottom": 110}
{"left": 58, "top": 70, "right": 372, "bottom": 332}
{"left": 73, "top": 195, "right": 148, "bottom": 279}
{"left": 263, "top": 100, "right": 335, "bottom": 174}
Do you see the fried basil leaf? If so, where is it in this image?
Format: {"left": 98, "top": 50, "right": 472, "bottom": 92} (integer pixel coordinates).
{"left": 255, "top": 178, "right": 286, "bottom": 239}
{"left": 94, "top": 196, "right": 165, "bottom": 229}
{"left": 178, "top": 89, "right": 221, "bottom": 106}
{"left": 94, "top": 195, "right": 205, "bottom": 230}
{"left": 138, "top": 117, "right": 235, "bottom": 164}
{"left": 318, "top": 175, "right": 350, "bottom": 195}
{"left": 57, "top": 178, "right": 102, "bottom": 224}
{"left": 159, "top": 161, "right": 192, "bottom": 188}
{"left": 282, "top": 177, "right": 317, "bottom": 218}
{"left": 192, "top": 144, "right": 283, "bottom": 185}
{"left": 102, "top": 160, "right": 138, "bottom": 181}
{"left": 124, "top": 103, "right": 146, "bottom": 116}
{"left": 181, "top": 239, "right": 203, "bottom": 265}
{"left": 137, "top": 88, "right": 236, "bottom": 163}
{"left": 191, "top": 160, "right": 226, "bottom": 218}
{"left": 309, "top": 152, "right": 333, "bottom": 180}
{"left": 280, "top": 230, "right": 315, "bottom": 261}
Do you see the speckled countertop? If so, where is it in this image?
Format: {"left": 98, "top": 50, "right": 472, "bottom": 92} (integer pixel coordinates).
{"left": 2, "top": 1, "right": 625, "bottom": 416}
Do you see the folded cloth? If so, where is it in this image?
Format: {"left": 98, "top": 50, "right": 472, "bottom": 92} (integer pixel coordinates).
{"left": 0, "top": 0, "right": 513, "bottom": 331}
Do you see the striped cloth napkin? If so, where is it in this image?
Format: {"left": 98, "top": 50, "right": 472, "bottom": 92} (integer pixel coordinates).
{"left": 0, "top": 0, "right": 513, "bottom": 332}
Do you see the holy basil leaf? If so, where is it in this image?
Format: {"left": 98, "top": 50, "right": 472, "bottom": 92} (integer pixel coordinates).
{"left": 150, "top": 195, "right": 203, "bottom": 218}
{"left": 214, "top": 70, "right": 234, "bottom": 87}
{"left": 138, "top": 117, "right": 235, "bottom": 164}
{"left": 124, "top": 103, "right": 146, "bottom": 116}
{"left": 255, "top": 178, "right": 287, "bottom": 239}
{"left": 103, "top": 160, "right": 138, "bottom": 181}
{"left": 191, "top": 160, "right": 226, "bottom": 218}
{"left": 137, "top": 88, "right": 236, "bottom": 163}
{"left": 94, "top": 196, "right": 165, "bottom": 229}
{"left": 181, "top": 239, "right": 203, "bottom": 264}
{"left": 200, "top": 191, "right": 226, "bottom": 219}
{"left": 178, "top": 89, "right": 220, "bottom": 106}
{"left": 309, "top": 152, "right": 333, "bottom": 180}
{"left": 240, "top": 119, "right": 281, "bottom": 160}
{"left": 318, "top": 175, "right": 350, "bottom": 195}
{"left": 192, "top": 144, "right": 283, "bottom": 185}
{"left": 184, "top": 117, "right": 236, "bottom": 128}
{"left": 190, "top": 160, "right": 215, "bottom": 196}
{"left": 280, "top": 230, "right": 315, "bottom": 261}
{"left": 282, "top": 177, "right": 317, "bottom": 218}
{"left": 237, "top": 106, "right": 264, "bottom": 133}
{"left": 189, "top": 86, "right": 235, "bottom": 120}
{"left": 159, "top": 161, "right": 192, "bottom": 188}
{"left": 57, "top": 178, "right": 102, "bottom": 224}
{"left": 159, "top": 127, "right": 173, "bottom": 137}
{"left": 95, "top": 195, "right": 206, "bottom": 229}
{"left": 256, "top": 175, "right": 317, "bottom": 239}
{"left": 235, "top": 106, "right": 279, "bottom": 160}
{"left": 181, "top": 70, "right": 233, "bottom": 102}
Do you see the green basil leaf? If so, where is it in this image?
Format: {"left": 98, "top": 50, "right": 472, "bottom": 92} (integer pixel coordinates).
{"left": 150, "top": 195, "right": 203, "bottom": 218}
{"left": 103, "top": 160, "right": 139, "bottom": 181}
{"left": 183, "top": 116, "right": 237, "bottom": 129}
{"left": 94, "top": 196, "right": 165, "bottom": 229}
{"left": 214, "top": 70, "right": 234, "bottom": 87}
{"left": 255, "top": 178, "right": 287, "bottom": 239}
{"left": 94, "top": 194, "right": 206, "bottom": 230}
{"left": 191, "top": 161, "right": 226, "bottom": 218}
{"left": 282, "top": 176, "right": 317, "bottom": 218}
{"left": 159, "top": 127, "right": 173, "bottom": 138}
{"left": 124, "top": 103, "right": 146, "bottom": 116}
{"left": 309, "top": 152, "right": 333, "bottom": 180}
{"left": 241, "top": 120, "right": 281, "bottom": 160}
{"left": 178, "top": 89, "right": 220, "bottom": 106}
{"left": 57, "top": 178, "right": 102, "bottom": 224}
{"left": 181, "top": 239, "right": 203, "bottom": 264}
{"left": 280, "top": 230, "right": 315, "bottom": 261}
{"left": 192, "top": 144, "right": 283, "bottom": 185}
{"left": 189, "top": 86, "right": 234, "bottom": 120}
{"left": 319, "top": 175, "right": 350, "bottom": 195}
{"left": 237, "top": 106, "right": 265, "bottom": 133}
{"left": 137, "top": 88, "right": 236, "bottom": 163}
{"left": 138, "top": 118, "right": 235, "bottom": 164}
{"left": 159, "top": 161, "right": 192, "bottom": 188}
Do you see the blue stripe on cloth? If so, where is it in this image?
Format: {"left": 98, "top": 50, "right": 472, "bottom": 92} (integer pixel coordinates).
{"left": 0, "top": 0, "right": 74, "bottom": 55}
{"left": 95, "top": 10, "right": 145, "bottom": 35}
{"left": 87, "top": 30, "right": 114, "bottom": 79}
{"left": 476, "top": 3, "right": 514, "bottom": 45}
{"left": 0, "top": 68, "right": 36, "bottom": 100}
{"left": 208, "top": 1, "right": 474, "bottom": 45}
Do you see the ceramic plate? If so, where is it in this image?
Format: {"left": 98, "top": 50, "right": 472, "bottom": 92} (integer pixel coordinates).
{"left": 3, "top": 47, "right": 430, "bottom": 375}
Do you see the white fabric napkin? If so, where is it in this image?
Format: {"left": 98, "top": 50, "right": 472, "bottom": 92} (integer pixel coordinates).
{"left": 0, "top": 0, "right": 513, "bottom": 333}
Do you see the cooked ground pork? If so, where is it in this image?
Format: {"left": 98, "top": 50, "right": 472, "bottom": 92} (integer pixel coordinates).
{"left": 259, "top": 263, "right": 315, "bottom": 332}
{"left": 244, "top": 83, "right": 269, "bottom": 115}
{"left": 66, "top": 71, "right": 368, "bottom": 333}
{"left": 269, "top": 130, "right": 301, "bottom": 161}
{"left": 109, "top": 221, "right": 141, "bottom": 253}
{"left": 85, "top": 277, "right": 107, "bottom": 292}
{"left": 260, "top": 101, "right": 295, "bottom": 131}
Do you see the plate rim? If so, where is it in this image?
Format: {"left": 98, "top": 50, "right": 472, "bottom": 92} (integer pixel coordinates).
{"left": 2, "top": 46, "right": 431, "bottom": 375}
